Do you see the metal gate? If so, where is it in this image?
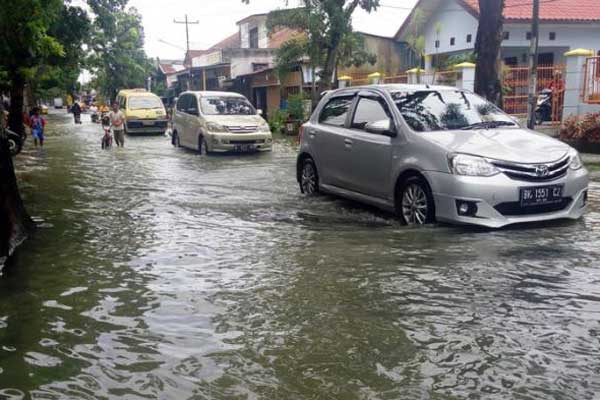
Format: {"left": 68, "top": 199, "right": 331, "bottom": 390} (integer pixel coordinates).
{"left": 502, "top": 64, "right": 565, "bottom": 123}
{"left": 582, "top": 56, "right": 600, "bottom": 104}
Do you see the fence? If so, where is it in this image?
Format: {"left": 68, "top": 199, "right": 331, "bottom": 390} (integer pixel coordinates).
{"left": 502, "top": 64, "right": 565, "bottom": 123}
{"left": 582, "top": 57, "right": 600, "bottom": 104}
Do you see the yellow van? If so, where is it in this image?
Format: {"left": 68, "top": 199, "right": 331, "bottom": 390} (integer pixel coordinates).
{"left": 115, "top": 89, "right": 168, "bottom": 134}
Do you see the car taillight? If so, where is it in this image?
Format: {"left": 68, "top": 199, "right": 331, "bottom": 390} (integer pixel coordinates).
{"left": 298, "top": 125, "right": 304, "bottom": 144}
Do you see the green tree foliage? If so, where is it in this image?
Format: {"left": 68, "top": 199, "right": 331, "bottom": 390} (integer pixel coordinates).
{"left": 0, "top": 0, "right": 65, "bottom": 133}
{"left": 33, "top": 5, "right": 91, "bottom": 102}
{"left": 248, "top": 0, "right": 379, "bottom": 96}
{"left": 87, "top": 2, "right": 153, "bottom": 101}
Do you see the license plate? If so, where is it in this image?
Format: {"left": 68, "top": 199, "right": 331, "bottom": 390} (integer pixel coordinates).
{"left": 234, "top": 144, "right": 256, "bottom": 153}
{"left": 520, "top": 185, "right": 563, "bottom": 206}
{"left": 143, "top": 120, "right": 155, "bottom": 126}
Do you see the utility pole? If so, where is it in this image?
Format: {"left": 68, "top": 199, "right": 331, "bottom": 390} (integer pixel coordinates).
{"left": 527, "top": 0, "right": 540, "bottom": 129}
{"left": 174, "top": 15, "right": 199, "bottom": 90}
{"left": 174, "top": 14, "right": 199, "bottom": 53}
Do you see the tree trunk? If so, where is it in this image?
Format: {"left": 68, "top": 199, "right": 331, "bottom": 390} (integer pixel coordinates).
{"left": 318, "top": 48, "right": 338, "bottom": 94}
{"left": 0, "top": 93, "right": 34, "bottom": 268}
{"left": 8, "top": 73, "right": 26, "bottom": 136}
{"left": 474, "top": 0, "right": 505, "bottom": 106}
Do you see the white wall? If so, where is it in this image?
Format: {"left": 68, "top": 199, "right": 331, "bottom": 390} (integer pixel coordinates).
{"left": 240, "top": 23, "right": 249, "bottom": 49}
{"left": 423, "top": 0, "right": 478, "bottom": 55}
{"left": 238, "top": 16, "right": 269, "bottom": 49}
{"left": 422, "top": 0, "right": 600, "bottom": 61}
{"left": 230, "top": 52, "right": 275, "bottom": 78}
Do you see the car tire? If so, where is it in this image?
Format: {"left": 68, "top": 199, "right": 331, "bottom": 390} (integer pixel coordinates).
{"left": 396, "top": 176, "right": 435, "bottom": 225}
{"left": 299, "top": 157, "right": 319, "bottom": 195}
{"left": 199, "top": 136, "right": 209, "bottom": 155}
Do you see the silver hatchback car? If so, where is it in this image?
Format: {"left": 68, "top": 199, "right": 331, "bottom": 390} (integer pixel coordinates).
{"left": 297, "top": 85, "right": 589, "bottom": 228}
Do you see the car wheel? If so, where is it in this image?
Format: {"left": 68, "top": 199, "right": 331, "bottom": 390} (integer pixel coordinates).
{"left": 8, "top": 136, "right": 22, "bottom": 156}
{"left": 397, "top": 176, "right": 435, "bottom": 225}
{"left": 299, "top": 158, "right": 319, "bottom": 195}
{"left": 199, "top": 136, "right": 209, "bottom": 155}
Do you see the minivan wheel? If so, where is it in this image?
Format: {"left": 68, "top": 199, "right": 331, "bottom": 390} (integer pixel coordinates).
{"left": 199, "top": 137, "right": 209, "bottom": 155}
{"left": 397, "top": 176, "right": 435, "bottom": 225}
{"left": 300, "top": 158, "right": 319, "bottom": 195}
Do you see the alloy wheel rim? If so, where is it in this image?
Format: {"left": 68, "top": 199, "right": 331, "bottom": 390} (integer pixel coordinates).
{"left": 301, "top": 162, "right": 317, "bottom": 194}
{"left": 401, "top": 184, "right": 428, "bottom": 225}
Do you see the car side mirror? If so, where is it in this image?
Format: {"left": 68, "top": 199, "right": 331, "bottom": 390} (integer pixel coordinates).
{"left": 365, "top": 119, "right": 396, "bottom": 137}
{"left": 257, "top": 109, "right": 263, "bottom": 116}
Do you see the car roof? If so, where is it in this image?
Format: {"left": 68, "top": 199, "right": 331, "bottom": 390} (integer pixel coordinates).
{"left": 329, "top": 84, "right": 462, "bottom": 96}
{"left": 184, "top": 91, "right": 246, "bottom": 98}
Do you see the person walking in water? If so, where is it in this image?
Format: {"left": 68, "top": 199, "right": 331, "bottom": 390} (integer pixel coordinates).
{"left": 109, "top": 101, "right": 126, "bottom": 147}
{"left": 71, "top": 101, "right": 82, "bottom": 124}
{"left": 30, "top": 107, "right": 46, "bottom": 147}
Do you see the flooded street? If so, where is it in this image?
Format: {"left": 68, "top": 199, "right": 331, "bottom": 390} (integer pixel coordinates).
{"left": 2, "top": 110, "right": 600, "bottom": 399}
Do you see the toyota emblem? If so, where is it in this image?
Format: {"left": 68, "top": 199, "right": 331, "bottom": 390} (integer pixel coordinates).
{"left": 535, "top": 165, "right": 549, "bottom": 177}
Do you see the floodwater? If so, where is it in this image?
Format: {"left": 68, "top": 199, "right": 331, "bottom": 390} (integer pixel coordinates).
{"left": 1, "top": 110, "right": 600, "bottom": 399}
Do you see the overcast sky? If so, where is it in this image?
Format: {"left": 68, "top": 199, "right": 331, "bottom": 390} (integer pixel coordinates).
{"left": 126, "top": 0, "right": 417, "bottom": 60}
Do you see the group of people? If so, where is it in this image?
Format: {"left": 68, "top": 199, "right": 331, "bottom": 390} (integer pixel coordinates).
{"left": 69, "top": 100, "right": 126, "bottom": 148}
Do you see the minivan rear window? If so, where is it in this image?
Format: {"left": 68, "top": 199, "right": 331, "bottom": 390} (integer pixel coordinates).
{"left": 319, "top": 96, "right": 354, "bottom": 127}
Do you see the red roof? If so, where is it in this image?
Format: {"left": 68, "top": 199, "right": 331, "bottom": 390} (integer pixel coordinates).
{"left": 159, "top": 63, "right": 176, "bottom": 74}
{"left": 209, "top": 32, "right": 241, "bottom": 50}
{"left": 460, "top": 0, "right": 600, "bottom": 22}
{"left": 268, "top": 27, "right": 304, "bottom": 49}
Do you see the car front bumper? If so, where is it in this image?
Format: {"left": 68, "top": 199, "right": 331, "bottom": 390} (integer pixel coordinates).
{"left": 206, "top": 132, "right": 273, "bottom": 153}
{"left": 424, "top": 168, "right": 589, "bottom": 228}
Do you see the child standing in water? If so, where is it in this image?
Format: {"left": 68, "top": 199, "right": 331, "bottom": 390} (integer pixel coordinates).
{"left": 30, "top": 107, "right": 46, "bottom": 147}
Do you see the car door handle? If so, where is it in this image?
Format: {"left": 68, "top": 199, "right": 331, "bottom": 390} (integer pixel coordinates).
{"left": 308, "top": 130, "right": 316, "bottom": 139}
{"left": 344, "top": 138, "right": 353, "bottom": 148}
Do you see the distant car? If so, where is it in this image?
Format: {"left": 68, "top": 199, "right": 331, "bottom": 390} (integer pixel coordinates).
{"left": 172, "top": 91, "right": 272, "bottom": 154}
{"left": 53, "top": 98, "right": 64, "bottom": 109}
{"left": 40, "top": 105, "right": 49, "bottom": 115}
{"left": 297, "top": 84, "right": 589, "bottom": 228}
{"left": 116, "top": 89, "right": 168, "bottom": 135}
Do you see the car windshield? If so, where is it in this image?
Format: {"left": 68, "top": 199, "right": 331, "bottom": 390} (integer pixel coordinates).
{"left": 391, "top": 90, "right": 515, "bottom": 132}
{"left": 200, "top": 97, "right": 255, "bottom": 115}
{"left": 128, "top": 96, "right": 164, "bottom": 110}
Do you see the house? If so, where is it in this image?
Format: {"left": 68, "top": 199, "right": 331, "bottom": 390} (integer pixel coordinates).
{"left": 185, "top": 13, "right": 301, "bottom": 93}
{"left": 395, "top": 0, "right": 600, "bottom": 69}
{"left": 154, "top": 60, "right": 185, "bottom": 97}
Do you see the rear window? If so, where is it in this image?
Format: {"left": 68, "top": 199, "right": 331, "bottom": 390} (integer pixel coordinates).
{"left": 128, "top": 96, "right": 163, "bottom": 110}
{"left": 319, "top": 96, "right": 354, "bottom": 127}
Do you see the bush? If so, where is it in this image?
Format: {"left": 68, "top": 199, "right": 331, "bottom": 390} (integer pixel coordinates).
{"left": 287, "top": 93, "right": 307, "bottom": 121}
{"left": 268, "top": 109, "right": 289, "bottom": 134}
{"left": 560, "top": 113, "right": 600, "bottom": 142}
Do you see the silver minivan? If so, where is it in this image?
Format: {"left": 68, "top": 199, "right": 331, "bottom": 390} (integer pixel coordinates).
{"left": 297, "top": 84, "right": 589, "bottom": 228}
{"left": 172, "top": 91, "right": 272, "bottom": 154}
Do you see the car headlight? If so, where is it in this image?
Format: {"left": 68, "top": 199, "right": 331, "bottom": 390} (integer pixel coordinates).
{"left": 449, "top": 154, "right": 500, "bottom": 177}
{"left": 258, "top": 121, "right": 271, "bottom": 132}
{"left": 206, "top": 122, "right": 225, "bottom": 132}
{"left": 569, "top": 149, "right": 583, "bottom": 170}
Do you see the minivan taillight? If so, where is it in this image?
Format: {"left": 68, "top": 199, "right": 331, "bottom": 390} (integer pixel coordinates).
{"left": 298, "top": 125, "right": 304, "bottom": 144}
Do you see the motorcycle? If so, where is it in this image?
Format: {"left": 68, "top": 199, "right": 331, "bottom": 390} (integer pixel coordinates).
{"left": 535, "top": 88, "right": 552, "bottom": 124}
